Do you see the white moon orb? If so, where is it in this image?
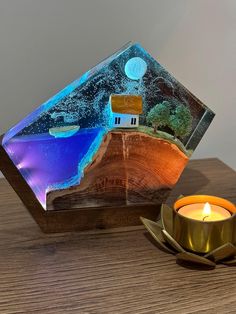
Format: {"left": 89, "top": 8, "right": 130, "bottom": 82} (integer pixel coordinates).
{"left": 124, "top": 57, "right": 147, "bottom": 80}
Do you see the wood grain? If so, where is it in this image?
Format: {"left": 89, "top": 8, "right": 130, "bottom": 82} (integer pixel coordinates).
{"left": 0, "top": 158, "right": 236, "bottom": 313}
{"left": 47, "top": 131, "right": 188, "bottom": 210}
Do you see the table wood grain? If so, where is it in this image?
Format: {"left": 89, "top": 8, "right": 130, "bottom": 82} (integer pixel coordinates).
{"left": 0, "top": 158, "right": 235, "bottom": 314}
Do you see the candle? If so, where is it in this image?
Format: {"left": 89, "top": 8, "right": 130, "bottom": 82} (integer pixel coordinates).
{"left": 172, "top": 195, "right": 236, "bottom": 253}
{"left": 178, "top": 202, "right": 231, "bottom": 221}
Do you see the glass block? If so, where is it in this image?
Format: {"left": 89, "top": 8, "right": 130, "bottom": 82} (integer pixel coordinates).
{"left": 2, "top": 42, "right": 215, "bottom": 210}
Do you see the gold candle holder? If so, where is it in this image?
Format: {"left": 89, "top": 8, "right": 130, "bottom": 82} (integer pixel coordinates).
{"left": 173, "top": 195, "right": 236, "bottom": 253}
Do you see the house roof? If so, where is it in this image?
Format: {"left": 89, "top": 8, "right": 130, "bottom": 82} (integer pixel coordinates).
{"left": 110, "top": 95, "right": 143, "bottom": 115}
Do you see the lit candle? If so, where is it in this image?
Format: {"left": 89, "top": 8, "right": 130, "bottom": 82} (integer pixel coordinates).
{"left": 178, "top": 202, "right": 232, "bottom": 221}
{"left": 173, "top": 195, "right": 236, "bottom": 253}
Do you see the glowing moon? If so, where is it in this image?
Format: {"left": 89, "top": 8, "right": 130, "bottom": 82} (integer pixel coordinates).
{"left": 124, "top": 57, "right": 147, "bottom": 80}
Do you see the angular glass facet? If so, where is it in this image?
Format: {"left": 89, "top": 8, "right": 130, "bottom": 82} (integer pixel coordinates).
{"left": 2, "top": 42, "right": 215, "bottom": 209}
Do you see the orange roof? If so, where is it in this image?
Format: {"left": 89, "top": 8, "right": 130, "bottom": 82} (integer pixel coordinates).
{"left": 110, "top": 95, "right": 143, "bottom": 115}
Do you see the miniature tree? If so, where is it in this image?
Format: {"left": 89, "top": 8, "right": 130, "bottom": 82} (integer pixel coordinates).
{"left": 169, "top": 104, "right": 192, "bottom": 138}
{"left": 147, "top": 101, "right": 170, "bottom": 133}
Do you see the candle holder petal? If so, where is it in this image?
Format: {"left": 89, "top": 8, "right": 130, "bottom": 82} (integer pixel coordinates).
{"left": 161, "top": 204, "right": 173, "bottom": 235}
{"left": 155, "top": 219, "right": 163, "bottom": 229}
{"left": 140, "top": 217, "right": 175, "bottom": 254}
{"left": 161, "top": 229, "right": 185, "bottom": 253}
{"left": 176, "top": 252, "right": 216, "bottom": 267}
{"left": 204, "top": 243, "right": 236, "bottom": 263}
{"left": 221, "top": 257, "right": 236, "bottom": 266}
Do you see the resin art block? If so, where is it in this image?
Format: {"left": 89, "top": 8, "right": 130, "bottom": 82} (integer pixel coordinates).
{"left": 0, "top": 42, "right": 215, "bottom": 232}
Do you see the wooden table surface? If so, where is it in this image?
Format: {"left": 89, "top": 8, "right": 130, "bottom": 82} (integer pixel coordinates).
{"left": 0, "top": 158, "right": 236, "bottom": 314}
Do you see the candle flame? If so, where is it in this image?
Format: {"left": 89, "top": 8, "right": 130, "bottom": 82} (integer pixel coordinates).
{"left": 203, "top": 202, "right": 211, "bottom": 217}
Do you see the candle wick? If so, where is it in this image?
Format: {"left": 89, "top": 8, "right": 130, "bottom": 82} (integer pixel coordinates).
{"left": 203, "top": 215, "right": 209, "bottom": 221}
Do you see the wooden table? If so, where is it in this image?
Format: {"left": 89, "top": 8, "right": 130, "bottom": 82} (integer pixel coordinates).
{"left": 0, "top": 158, "right": 235, "bottom": 314}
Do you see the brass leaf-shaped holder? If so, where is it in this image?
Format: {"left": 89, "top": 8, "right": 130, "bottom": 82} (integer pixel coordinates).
{"left": 141, "top": 204, "right": 236, "bottom": 269}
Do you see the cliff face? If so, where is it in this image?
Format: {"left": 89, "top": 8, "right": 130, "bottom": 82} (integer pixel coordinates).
{"left": 47, "top": 131, "right": 189, "bottom": 210}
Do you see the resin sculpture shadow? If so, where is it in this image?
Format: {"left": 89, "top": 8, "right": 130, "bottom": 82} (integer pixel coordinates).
{"left": 0, "top": 42, "right": 215, "bottom": 232}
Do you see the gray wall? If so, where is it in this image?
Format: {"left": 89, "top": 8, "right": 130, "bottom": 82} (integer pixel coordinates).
{"left": 0, "top": 0, "right": 235, "bottom": 174}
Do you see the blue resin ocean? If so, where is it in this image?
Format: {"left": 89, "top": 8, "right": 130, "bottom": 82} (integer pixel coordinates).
{"left": 4, "top": 127, "right": 105, "bottom": 208}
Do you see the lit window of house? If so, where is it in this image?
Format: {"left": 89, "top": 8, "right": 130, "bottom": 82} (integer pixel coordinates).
{"left": 115, "top": 117, "right": 121, "bottom": 125}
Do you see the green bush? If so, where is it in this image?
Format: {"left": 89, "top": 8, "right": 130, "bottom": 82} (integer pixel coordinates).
{"left": 147, "top": 101, "right": 192, "bottom": 139}
{"left": 147, "top": 101, "right": 170, "bottom": 133}
{"left": 168, "top": 104, "right": 192, "bottom": 138}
